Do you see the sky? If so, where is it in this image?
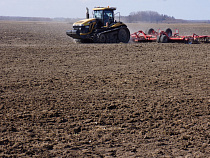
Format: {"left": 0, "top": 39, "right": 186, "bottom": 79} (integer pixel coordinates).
{"left": 0, "top": 0, "right": 210, "bottom": 20}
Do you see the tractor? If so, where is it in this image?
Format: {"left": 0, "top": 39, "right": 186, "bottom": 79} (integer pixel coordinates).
{"left": 66, "top": 6, "right": 130, "bottom": 43}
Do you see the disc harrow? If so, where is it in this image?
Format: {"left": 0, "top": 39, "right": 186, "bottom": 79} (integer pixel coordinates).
{"left": 131, "top": 28, "right": 210, "bottom": 44}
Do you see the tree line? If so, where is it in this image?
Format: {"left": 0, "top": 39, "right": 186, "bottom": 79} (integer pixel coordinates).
{"left": 122, "top": 11, "right": 176, "bottom": 23}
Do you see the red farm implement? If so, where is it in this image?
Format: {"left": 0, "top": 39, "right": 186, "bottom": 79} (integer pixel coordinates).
{"left": 131, "top": 28, "right": 210, "bottom": 44}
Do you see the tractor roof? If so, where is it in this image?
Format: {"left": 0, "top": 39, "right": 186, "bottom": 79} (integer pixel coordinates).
{"left": 93, "top": 7, "right": 116, "bottom": 11}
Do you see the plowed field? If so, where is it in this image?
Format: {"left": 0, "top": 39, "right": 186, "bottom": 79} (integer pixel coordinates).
{"left": 0, "top": 21, "right": 209, "bottom": 157}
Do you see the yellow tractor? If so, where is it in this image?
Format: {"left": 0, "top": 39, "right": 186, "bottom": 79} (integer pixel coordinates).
{"left": 66, "top": 7, "right": 130, "bottom": 43}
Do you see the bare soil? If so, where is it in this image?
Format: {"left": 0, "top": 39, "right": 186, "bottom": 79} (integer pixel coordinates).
{"left": 0, "top": 21, "right": 209, "bottom": 157}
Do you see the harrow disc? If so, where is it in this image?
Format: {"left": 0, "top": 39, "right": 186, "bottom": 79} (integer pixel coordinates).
{"left": 165, "top": 28, "right": 172, "bottom": 37}
{"left": 146, "top": 28, "right": 155, "bottom": 35}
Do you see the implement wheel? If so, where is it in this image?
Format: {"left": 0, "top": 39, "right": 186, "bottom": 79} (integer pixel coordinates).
{"left": 118, "top": 28, "right": 130, "bottom": 43}
{"left": 205, "top": 37, "right": 210, "bottom": 43}
{"left": 156, "top": 35, "right": 161, "bottom": 43}
{"left": 160, "top": 35, "right": 169, "bottom": 43}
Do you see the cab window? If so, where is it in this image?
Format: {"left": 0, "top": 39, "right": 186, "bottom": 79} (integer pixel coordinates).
{"left": 94, "top": 10, "right": 103, "bottom": 19}
{"left": 103, "top": 10, "right": 114, "bottom": 25}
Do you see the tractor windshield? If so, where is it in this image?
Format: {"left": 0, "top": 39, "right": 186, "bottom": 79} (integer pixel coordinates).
{"left": 94, "top": 10, "right": 103, "bottom": 19}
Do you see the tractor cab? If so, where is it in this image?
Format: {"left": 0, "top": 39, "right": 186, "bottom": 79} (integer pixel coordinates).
{"left": 93, "top": 7, "right": 116, "bottom": 26}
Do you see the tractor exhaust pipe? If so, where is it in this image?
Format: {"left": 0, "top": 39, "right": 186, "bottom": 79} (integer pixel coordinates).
{"left": 86, "top": 7, "right": 89, "bottom": 19}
